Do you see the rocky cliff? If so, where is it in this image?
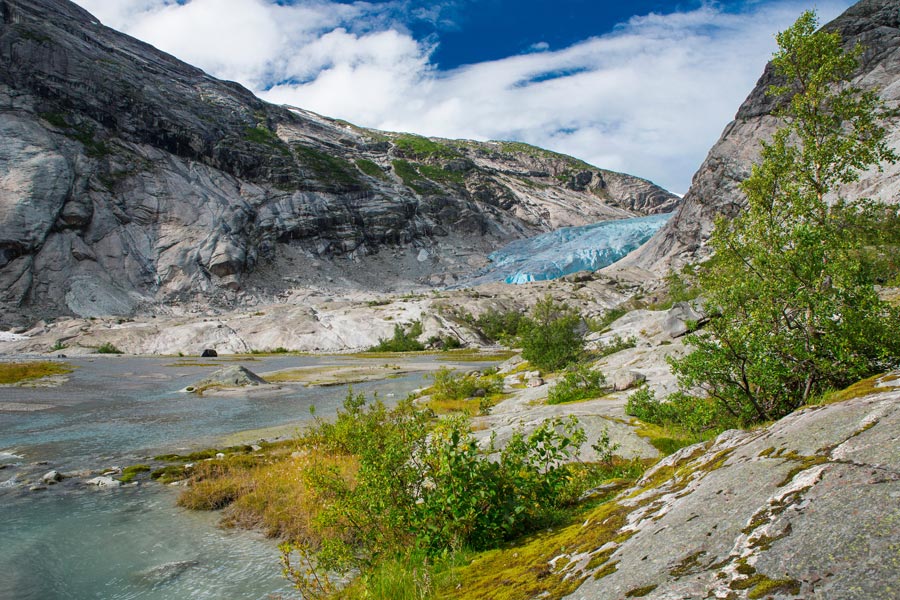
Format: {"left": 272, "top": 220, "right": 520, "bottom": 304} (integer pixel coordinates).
{"left": 0, "top": 0, "right": 677, "bottom": 326}
{"left": 613, "top": 0, "right": 900, "bottom": 276}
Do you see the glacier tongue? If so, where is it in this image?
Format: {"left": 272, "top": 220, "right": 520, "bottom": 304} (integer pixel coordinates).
{"left": 468, "top": 213, "right": 671, "bottom": 285}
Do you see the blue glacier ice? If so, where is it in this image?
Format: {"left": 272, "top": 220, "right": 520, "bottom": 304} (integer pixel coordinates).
{"left": 466, "top": 213, "right": 671, "bottom": 285}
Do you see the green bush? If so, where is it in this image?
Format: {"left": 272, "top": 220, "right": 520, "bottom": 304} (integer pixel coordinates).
{"left": 625, "top": 387, "right": 733, "bottom": 434}
{"left": 520, "top": 296, "right": 584, "bottom": 371}
{"left": 96, "top": 342, "right": 123, "bottom": 354}
{"left": 475, "top": 308, "right": 525, "bottom": 343}
{"left": 429, "top": 367, "right": 503, "bottom": 401}
{"left": 286, "top": 391, "right": 591, "bottom": 588}
{"left": 368, "top": 321, "right": 425, "bottom": 352}
{"left": 547, "top": 365, "right": 607, "bottom": 405}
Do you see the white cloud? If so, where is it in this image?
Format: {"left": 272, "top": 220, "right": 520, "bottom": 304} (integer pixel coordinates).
{"left": 73, "top": 0, "right": 854, "bottom": 194}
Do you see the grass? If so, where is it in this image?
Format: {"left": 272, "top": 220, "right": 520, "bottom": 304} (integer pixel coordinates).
{"left": 392, "top": 159, "right": 432, "bottom": 194}
{"left": 814, "top": 372, "right": 900, "bottom": 405}
{"left": 356, "top": 158, "right": 388, "bottom": 180}
{"left": 393, "top": 134, "right": 460, "bottom": 160}
{"left": 0, "top": 361, "right": 73, "bottom": 384}
{"left": 294, "top": 145, "right": 361, "bottom": 190}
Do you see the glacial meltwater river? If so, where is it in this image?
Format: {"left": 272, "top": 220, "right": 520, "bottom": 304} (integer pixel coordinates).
{"left": 0, "top": 354, "right": 496, "bottom": 600}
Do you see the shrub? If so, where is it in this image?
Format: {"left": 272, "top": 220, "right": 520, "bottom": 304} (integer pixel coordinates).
{"left": 96, "top": 342, "right": 123, "bottom": 354}
{"left": 625, "top": 387, "right": 733, "bottom": 435}
{"left": 368, "top": 321, "right": 425, "bottom": 352}
{"left": 475, "top": 308, "right": 525, "bottom": 343}
{"left": 547, "top": 365, "right": 607, "bottom": 405}
{"left": 520, "top": 296, "right": 584, "bottom": 371}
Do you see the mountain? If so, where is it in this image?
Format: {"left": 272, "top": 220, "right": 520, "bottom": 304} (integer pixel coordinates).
{"left": 0, "top": 0, "right": 678, "bottom": 326}
{"left": 612, "top": 0, "right": 900, "bottom": 277}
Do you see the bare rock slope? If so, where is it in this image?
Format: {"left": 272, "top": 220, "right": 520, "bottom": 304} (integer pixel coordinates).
{"left": 0, "top": 0, "right": 677, "bottom": 326}
{"left": 613, "top": 0, "right": 900, "bottom": 276}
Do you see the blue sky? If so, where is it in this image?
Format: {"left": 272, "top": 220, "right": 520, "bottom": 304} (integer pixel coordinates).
{"left": 73, "top": 0, "right": 855, "bottom": 194}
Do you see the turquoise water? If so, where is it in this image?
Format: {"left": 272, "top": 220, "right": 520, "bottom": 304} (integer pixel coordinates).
{"left": 0, "top": 355, "right": 481, "bottom": 600}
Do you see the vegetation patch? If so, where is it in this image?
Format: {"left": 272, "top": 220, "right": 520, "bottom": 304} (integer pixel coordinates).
{"left": 368, "top": 320, "right": 425, "bottom": 352}
{"left": 394, "top": 134, "right": 460, "bottom": 160}
{"left": 422, "top": 367, "right": 504, "bottom": 415}
{"left": 392, "top": 159, "right": 432, "bottom": 194}
{"left": 0, "top": 361, "right": 73, "bottom": 385}
{"left": 547, "top": 365, "right": 608, "bottom": 405}
{"left": 355, "top": 158, "right": 388, "bottom": 180}
{"left": 294, "top": 145, "right": 361, "bottom": 189}
{"left": 95, "top": 342, "right": 123, "bottom": 354}
{"left": 119, "top": 464, "right": 150, "bottom": 483}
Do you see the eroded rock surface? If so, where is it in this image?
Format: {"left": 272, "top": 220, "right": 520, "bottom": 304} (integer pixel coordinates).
{"left": 559, "top": 375, "right": 900, "bottom": 599}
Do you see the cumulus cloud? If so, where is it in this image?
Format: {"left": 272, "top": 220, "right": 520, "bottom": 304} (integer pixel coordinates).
{"left": 73, "top": 0, "right": 853, "bottom": 194}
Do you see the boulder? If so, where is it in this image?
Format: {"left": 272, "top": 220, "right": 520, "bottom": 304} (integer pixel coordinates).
{"left": 41, "top": 470, "right": 62, "bottom": 484}
{"left": 613, "top": 370, "right": 646, "bottom": 392}
{"left": 200, "top": 348, "right": 218, "bottom": 358}
{"left": 662, "top": 301, "right": 705, "bottom": 338}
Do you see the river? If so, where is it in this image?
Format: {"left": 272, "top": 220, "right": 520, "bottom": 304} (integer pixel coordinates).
{"left": 0, "top": 354, "right": 496, "bottom": 600}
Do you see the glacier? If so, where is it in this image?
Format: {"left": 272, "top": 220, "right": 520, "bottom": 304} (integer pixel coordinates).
{"left": 465, "top": 213, "right": 671, "bottom": 285}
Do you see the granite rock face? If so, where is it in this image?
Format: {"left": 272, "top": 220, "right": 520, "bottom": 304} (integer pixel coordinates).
{"left": 565, "top": 376, "right": 900, "bottom": 600}
{"left": 614, "top": 0, "right": 900, "bottom": 276}
{"left": 0, "top": 0, "right": 678, "bottom": 326}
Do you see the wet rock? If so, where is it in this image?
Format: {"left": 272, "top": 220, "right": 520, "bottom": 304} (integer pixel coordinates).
{"left": 86, "top": 476, "right": 121, "bottom": 488}
{"left": 41, "top": 470, "right": 62, "bottom": 484}
{"left": 135, "top": 560, "right": 200, "bottom": 587}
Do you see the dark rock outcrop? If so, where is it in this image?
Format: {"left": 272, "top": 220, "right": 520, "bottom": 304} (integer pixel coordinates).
{"left": 0, "top": 0, "right": 679, "bottom": 325}
{"left": 614, "top": 0, "right": 900, "bottom": 276}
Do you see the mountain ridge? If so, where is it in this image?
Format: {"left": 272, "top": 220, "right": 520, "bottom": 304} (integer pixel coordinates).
{"left": 0, "top": 0, "right": 678, "bottom": 326}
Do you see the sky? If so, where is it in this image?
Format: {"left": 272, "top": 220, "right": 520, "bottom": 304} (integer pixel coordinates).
{"left": 72, "top": 0, "right": 855, "bottom": 195}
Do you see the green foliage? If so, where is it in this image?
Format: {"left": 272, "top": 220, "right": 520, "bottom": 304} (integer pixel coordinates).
{"left": 394, "top": 134, "right": 460, "bottom": 160}
{"left": 547, "top": 364, "right": 607, "bottom": 405}
{"left": 294, "top": 145, "right": 361, "bottom": 189}
{"left": 50, "top": 340, "right": 68, "bottom": 352}
{"left": 671, "top": 11, "right": 900, "bottom": 423}
{"left": 39, "top": 111, "right": 68, "bottom": 129}
{"left": 475, "top": 308, "right": 525, "bottom": 343}
{"left": 587, "top": 306, "right": 628, "bottom": 333}
{"left": 392, "top": 159, "right": 432, "bottom": 194}
{"left": 369, "top": 321, "right": 425, "bottom": 352}
{"left": 625, "top": 387, "right": 734, "bottom": 435}
{"left": 95, "top": 342, "right": 123, "bottom": 354}
{"left": 416, "top": 162, "right": 465, "bottom": 185}
{"left": 243, "top": 125, "right": 282, "bottom": 147}
{"left": 283, "top": 391, "right": 592, "bottom": 593}
{"left": 429, "top": 367, "right": 503, "bottom": 402}
{"left": 519, "top": 296, "right": 585, "bottom": 371}
{"left": 355, "top": 158, "right": 388, "bottom": 180}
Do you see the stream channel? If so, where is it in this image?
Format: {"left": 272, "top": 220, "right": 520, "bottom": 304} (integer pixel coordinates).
{"left": 0, "top": 353, "right": 501, "bottom": 600}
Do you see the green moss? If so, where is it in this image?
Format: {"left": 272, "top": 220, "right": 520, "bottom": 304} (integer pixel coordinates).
{"left": 416, "top": 162, "right": 465, "bottom": 185}
{"left": 356, "top": 158, "right": 388, "bottom": 180}
{"left": 592, "top": 560, "right": 618, "bottom": 580}
{"left": 625, "top": 585, "right": 658, "bottom": 597}
{"left": 817, "top": 372, "right": 900, "bottom": 405}
{"left": 669, "top": 550, "right": 707, "bottom": 578}
{"left": 748, "top": 577, "right": 801, "bottom": 598}
{"left": 0, "top": 361, "right": 73, "bottom": 384}
{"left": 150, "top": 465, "right": 189, "bottom": 484}
{"left": 776, "top": 451, "right": 829, "bottom": 487}
{"left": 119, "top": 464, "right": 151, "bottom": 483}
{"left": 243, "top": 125, "right": 282, "bottom": 147}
